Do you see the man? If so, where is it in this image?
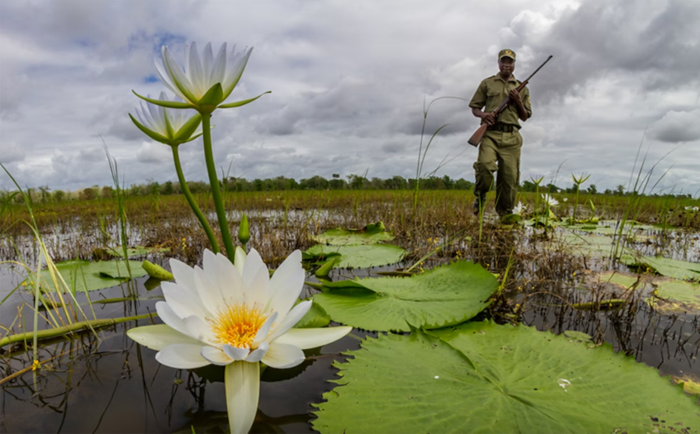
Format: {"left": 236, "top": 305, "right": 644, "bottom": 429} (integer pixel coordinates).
{"left": 469, "top": 49, "right": 532, "bottom": 217}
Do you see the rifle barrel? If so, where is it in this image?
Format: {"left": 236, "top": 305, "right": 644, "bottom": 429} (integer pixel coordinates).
{"left": 522, "top": 55, "right": 553, "bottom": 83}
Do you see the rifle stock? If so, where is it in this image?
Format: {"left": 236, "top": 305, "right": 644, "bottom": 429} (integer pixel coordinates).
{"left": 468, "top": 124, "right": 488, "bottom": 147}
{"left": 467, "top": 55, "right": 552, "bottom": 148}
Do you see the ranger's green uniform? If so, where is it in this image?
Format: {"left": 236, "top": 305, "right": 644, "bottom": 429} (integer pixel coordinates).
{"left": 469, "top": 50, "right": 532, "bottom": 216}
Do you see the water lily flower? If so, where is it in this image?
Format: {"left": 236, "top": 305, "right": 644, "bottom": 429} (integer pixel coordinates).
{"left": 134, "top": 42, "right": 270, "bottom": 114}
{"left": 541, "top": 194, "right": 559, "bottom": 208}
{"left": 129, "top": 92, "right": 203, "bottom": 147}
{"left": 127, "top": 248, "right": 352, "bottom": 434}
{"left": 685, "top": 206, "right": 699, "bottom": 212}
{"left": 513, "top": 201, "right": 525, "bottom": 215}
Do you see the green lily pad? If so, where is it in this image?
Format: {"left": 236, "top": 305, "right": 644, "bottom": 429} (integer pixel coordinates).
{"left": 555, "top": 232, "right": 636, "bottom": 258}
{"left": 29, "top": 260, "right": 147, "bottom": 293}
{"left": 313, "top": 222, "right": 393, "bottom": 245}
{"left": 647, "top": 280, "right": 700, "bottom": 314}
{"left": 622, "top": 256, "right": 700, "bottom": 281}
{"left": 312, "top": 260, "right": 497, "bottom": 331}
{"left": 598, "top": 271, "right": 639, "bottom": 288}
{"left": 303, "top": 244, "right": 406, "bottom": 269}
{"left": 313, "top": 321, "right": 699, "bottom": 433}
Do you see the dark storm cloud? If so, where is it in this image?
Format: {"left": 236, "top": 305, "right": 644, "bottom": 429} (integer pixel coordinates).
{"left": 503, "top": 0, "right": 700, "bottom": 103}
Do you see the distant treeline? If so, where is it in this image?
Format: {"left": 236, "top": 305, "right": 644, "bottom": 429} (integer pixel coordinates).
{"left": 1, "top": 175, "right": 693, "bottom": 203}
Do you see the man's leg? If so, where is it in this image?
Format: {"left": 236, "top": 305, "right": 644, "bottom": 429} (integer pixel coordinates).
{"left": 495, "top": 131, "right": 523, "bottom": 216}
{"left": 473, "top": 134, "right": 499, "bottom": 214}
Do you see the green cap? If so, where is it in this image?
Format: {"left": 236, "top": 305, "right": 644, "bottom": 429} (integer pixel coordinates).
{"left": 498, "top": 49, "right": 516, "bottom": 60}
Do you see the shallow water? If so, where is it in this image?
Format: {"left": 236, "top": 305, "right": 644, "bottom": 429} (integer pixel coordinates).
{"left": 1, "top": 222, "right": 699, "bottom": 433}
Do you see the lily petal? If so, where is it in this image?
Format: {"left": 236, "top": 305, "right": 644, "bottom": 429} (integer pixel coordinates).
{"left": 223, "top": 344, "right": 250, "bottom": 361}
{"left": 261, "top": 342, "right": 305, "bottom": 369}
{"left": 170, "top": 258, "right": 196, "bottom": 290}
{"left": 246, "top": 341, "right": 268, "bottom": 363}
{"left": 187, "top": 41, "right": 206, "bottom": 97}
{"left": 209, "top": 251, "right": 245, "bottom": 303}
{"left": 161, "top": 281, "right": 208, "bottom": 320}
{"left": 225, "top": 361, "right": 260, "bottom": 434}
{"left": 193, "top": 266, "right": 226, "bottom": 316}
{"left": 200, "top": 346, "right": 233, "bottom": 366}
{"left": 155, "top": 301, "right": 189, "bottom": 336}
{"left": 127, "top": 324, "right": 201, "bottom": 351}
{"left": 156, "top": 344, "right": 210, "bottom": 369}
{"left": 266, "top": 300, "right": 312, "bottom": 343}
{"left": 267, "top": 253, "right": 304, "bottom": 317}
{"left": 163, "top": 46, "right": 198, "bottom": 105}
{"left": 183, "top": 315, "right": 218, "bottom": 345}
{"left": 274, "top": 326, "right": 353, "bottom": 350}
{"left": 252, "top": 311, "right": 278, "bottom": 347}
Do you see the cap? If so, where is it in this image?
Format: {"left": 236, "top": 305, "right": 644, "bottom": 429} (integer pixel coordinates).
{"left": 498, "top": 49, "right": 516, "bottom": 61}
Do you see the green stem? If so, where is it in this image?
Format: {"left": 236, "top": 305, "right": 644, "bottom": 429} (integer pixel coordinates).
{"left": 201, "top": 114, "right": 236, "bottom": 260}
{"left": 171, "top": 145, "right": 220, "bottom": 253}
{"left": 1, "top": 313, "right": 155, "bottom": 348}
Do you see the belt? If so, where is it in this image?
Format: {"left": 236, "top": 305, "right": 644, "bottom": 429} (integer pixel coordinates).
{"left": 487, "top": 123, "right": 518, "bottom": 133}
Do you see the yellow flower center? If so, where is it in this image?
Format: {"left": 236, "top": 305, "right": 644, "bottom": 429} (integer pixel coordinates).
{"left": 209, "top": 303, "right": 269, "bottom": 349}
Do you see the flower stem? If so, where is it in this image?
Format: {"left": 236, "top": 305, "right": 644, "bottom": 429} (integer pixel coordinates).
{"left": 201, "top": 114, "right": 236, "bottom": 260}
{"left": 171, "top": 145, "right": 220, "bottom": 253}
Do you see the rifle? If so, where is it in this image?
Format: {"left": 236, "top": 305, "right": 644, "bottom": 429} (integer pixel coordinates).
{"left": 468, "top": 55, "right": 553, "bottom": 147}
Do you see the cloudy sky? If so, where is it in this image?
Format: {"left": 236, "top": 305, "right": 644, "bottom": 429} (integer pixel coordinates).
{"left": 1, "top": 0, "right": 699, "bottom": 196}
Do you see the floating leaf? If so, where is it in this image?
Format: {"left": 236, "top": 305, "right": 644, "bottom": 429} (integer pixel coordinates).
{"left": 555, "top": 232, "right": 635, "bottom": 258}
{"left": 30, "top": 260, "right": 147, "bottom": 292}
{"left": 313, "top": 261, "right": 497, "bottom": 331}
{"left": 313, "top": 321, "right": 699, "bottom": 433}
{"left": 313, "top": 221, "right": 393, "bottom": 245}
{"left": 597, "top": 271, "right": 639, "bottom": 289}
{"left": 646, "top": 280, "right": 700, "bottom": 314}
{"left": 303, "top": 244, "right": 406, "bottom": 269}
{"left": 622, "top": 256, "right": 700, "bottom": 281}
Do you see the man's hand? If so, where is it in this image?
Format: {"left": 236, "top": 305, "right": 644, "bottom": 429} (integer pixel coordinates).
{"left": 509, "top": 89, "right": 521, "bottom": 104}
{"left": 481, "top": 112, "right": 496, "bottom": 126}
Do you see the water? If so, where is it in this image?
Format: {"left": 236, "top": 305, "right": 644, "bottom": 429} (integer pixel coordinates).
{"left": 1, "top": 223, "right": 699, "bottom": 433}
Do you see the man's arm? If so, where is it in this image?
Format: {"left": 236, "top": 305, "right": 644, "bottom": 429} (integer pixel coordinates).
{"left": 471, "top": 107, "right": 496, "bottom": 126}
{"left": 509, "top": 89, "right": 530, "bottom": 121}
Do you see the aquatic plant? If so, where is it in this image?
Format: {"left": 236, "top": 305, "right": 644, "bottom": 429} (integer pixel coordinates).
{"left": 133, "top": 41, "right": 270, "bottom": 259}
{"left": 570, "top": 172, "right": 591, "bottom": 223}
{"left": 127, "top": 248, "right": 351, "bottom": 434}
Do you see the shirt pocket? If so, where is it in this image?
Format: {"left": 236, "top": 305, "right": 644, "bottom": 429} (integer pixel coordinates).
{"left": 486, "top": 88, "right": 501, "bottom": 98}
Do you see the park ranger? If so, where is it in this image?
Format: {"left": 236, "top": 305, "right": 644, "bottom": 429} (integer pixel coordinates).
{"left": 469, "top": 49, "right": 532, "bottom": 217}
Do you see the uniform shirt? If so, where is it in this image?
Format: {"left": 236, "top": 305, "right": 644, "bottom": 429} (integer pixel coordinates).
{"left": 469, "top": 74, "right": 532, "bottom": 128}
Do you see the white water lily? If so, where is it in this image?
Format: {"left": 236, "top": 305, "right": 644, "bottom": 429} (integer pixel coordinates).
{"left": 542, "top": 194, "right": 559, "bottom": 208}
{"left": 513, "top": 201, "right": 525, "bottom": 215}
{"left": 127, "top": 248, "right": 352, "bottom": 434}
{"left": 129, "top": 92, "right": 203, "bottom": 147}
{"left": 685, "top": 206, "right": 699, "bottom": 212}
{"left": 134, "top": 42, "right": 269, "bottom": 114}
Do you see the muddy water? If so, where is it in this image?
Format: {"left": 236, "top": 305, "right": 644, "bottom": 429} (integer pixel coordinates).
{"left": 1, "top": 227, "right": 699, "bottom": 433}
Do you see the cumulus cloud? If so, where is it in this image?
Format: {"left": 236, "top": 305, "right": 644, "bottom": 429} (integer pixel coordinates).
{"left": 136, "top": 142, "right": 171, "bottom": 164}
{"left": 651, "top": 110, "right": 700, "bottom": 143}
